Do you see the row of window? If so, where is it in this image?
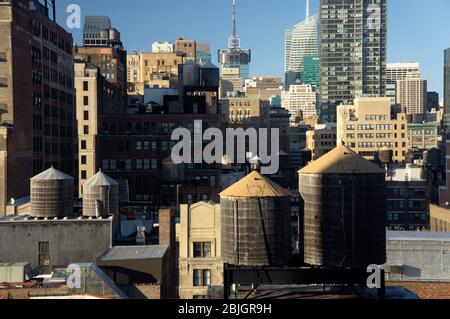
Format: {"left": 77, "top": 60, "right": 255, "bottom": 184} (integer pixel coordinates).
{"left": 102, "top": 159, "right": 159, "bottom": 171}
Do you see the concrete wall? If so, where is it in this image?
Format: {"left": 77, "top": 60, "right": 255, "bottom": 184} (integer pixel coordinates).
{"left": 387, "top": 232, "right": 450, "bottom": 282}
{"left": 0, "top": 219, "right": 113, "bottom": 272}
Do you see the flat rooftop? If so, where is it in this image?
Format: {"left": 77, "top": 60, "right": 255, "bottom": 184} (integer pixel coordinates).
{"left": 387, "top": 231, "right": 450, "bottom": 241}
{"left": 97, "top": 245, "right": 169, "bottom": 261}
{"left": 0, "top": 215, "right": 113, "bottom": 223}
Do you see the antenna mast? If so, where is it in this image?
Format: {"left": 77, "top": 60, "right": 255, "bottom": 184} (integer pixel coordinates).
{"left": 306, "top": 0, "right": 310, "bottom": 19}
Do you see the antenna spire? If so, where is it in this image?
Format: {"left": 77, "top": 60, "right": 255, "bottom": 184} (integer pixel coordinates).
{"left": 306, "top": 0, "right": 310, "bottom": 18}
{"left": 232, "top": 0, "right": 237, "bottom": 37}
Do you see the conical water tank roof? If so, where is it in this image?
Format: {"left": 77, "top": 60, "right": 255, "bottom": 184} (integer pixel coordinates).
{"left": 84, "top": 169, "right": 118, "bottom": 187}
{"left": 31, "top": 166, "right": 74, "bottom": 181}
{"left": 220, "top": 170, "right": 291, "bottom": 198}
{"left": 299, "top": 144, "right": 384, "bottom": 175}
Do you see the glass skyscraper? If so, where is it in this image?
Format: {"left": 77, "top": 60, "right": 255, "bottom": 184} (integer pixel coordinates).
{"left": 320, "top": 0, "right": 387, "bottom": 106}
{"left": 284, "top": 0, "right": 319, "bottom": 90}
{"left": 302, "top": 56, "right": 321, "bottom": 89}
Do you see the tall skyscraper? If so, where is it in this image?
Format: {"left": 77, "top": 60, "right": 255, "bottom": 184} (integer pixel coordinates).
{"left": 445, "top": 48, "right": 450, "bottom": 115}
{"left": 218, "top": 0, "right": 251, "bottom": 97}
{"left": 396, "top": 71, "right": 427, "bottom": 116}
{"left": 386, "top": 63, "right": 420, "bottom": 105}
{"left": 320, "top": 0, "right": 387, "bottom": 106}
{"left": 0, "top": 0, "right": 76, "bottom": 216}
{"left": 285, "top": 0, "right": 319, "bottom": 90}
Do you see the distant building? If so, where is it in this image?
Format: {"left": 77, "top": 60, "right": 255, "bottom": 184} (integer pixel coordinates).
{"left": 407, "top": 122, "right": 439, "bottom": 150}
{"left": 127, "top": 51, "right": 141, "bottom": 84}
{"left": 284, "top": 0, "right": 319, "bottom": 90}
{"left": 306, "top": 123, "right": 336, "bottom": 160}
{"left": 396, "top": 71, "right": 427, "bottom": 116}
{"left": 244, "top": 77, "right": 283, "bottom": 101}
{"left": 444, "top": 48, "right": 450, "bottom": 115}
{"left": 282, "top": 84, "right": 319, "bottom": 125}
{"left": 196, "top": 43, "right": 212, "bottom": 64}
{"left": 337, "top": 97, "right": 408, "bottom": 163}
{"left": 427, "top": 91, "right": 439, "bottom": 111}
{"left": 176, "top": 38, "right": 197, "bottom": 62}
{"left": 386, "top": 63, "right": 420, "bottom": 106}
{"left": 179, "top": 202, "right": 223, "bottom": 299}
{"left": 386, "top": 165, "right": 429, "bottom": 230}
{"left": 218, "top": 0, "right": 251, "bottom": 97}
{"left": 320, "top": 0, "right": 387, "bottom": 105}
{"left": 140, "top": 51, "right": 184, "bottom": 88}
{"left": 83, "top": 16, "right": 112, "bottom": 46}
{"left": 152, "top": 42, "right": 174, "bottom": 53}
{"left": 302, "top": 56, "right": 320, "bottom": 89}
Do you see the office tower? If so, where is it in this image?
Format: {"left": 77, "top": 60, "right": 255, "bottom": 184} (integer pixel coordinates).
{"left": 445, "top": 48, "right": 450, "bottom": 115}
{"left": 285, "top": 0, "right": 319, "bottom": 90}
{"left": 282, "top": 84, "right": 319, "bottom": 125}
{"left": 218, "top": 0, "right": 251, "bottom": 97}
{"left": 176, "top": 38, "right": 197, "bottom": 62}
{"left": 396, "top": 71, "right": 427, "bottom": 116}
{"left": 320, "top": 0, "right": 387, "bottom": 106}
{"left": 83, "top": 16, "right": 112, "bottom": 46}
{"left": 302, "top": 56, "right": 320, "bottom": 88}
{"left": 336, "top": 97, "right": 408, "bottom": 163}
{"left": 0, "top": 0, "right": 75, "bottom": 216}
{"left": 196, "top": 43, "right": 212, "bottom": 64}
{"left": 427, "top": 92, "right": 439, "bottom": 111}
{"left": 386, "top": 62, "right": 420, "bottom": 105}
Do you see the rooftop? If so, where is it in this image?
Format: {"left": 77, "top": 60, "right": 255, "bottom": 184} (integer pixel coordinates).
{"left": 97, "top": 245, "right": 169, "bottom": 261}
{"left": 30, "top": 167, "right": 74, "bottom": 181}
{"left": 299, "top": 144, "right": 384, "bottom": 175}
{"left": 220, "top": 171, "right": 291, "bottom": 198}
{"left": 387, "top": 231, "right": 450, "bottom": 241}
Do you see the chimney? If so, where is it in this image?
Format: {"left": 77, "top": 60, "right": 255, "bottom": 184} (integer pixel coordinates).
{"left": 159, "top": 208, "right": 175, "bottom": 249}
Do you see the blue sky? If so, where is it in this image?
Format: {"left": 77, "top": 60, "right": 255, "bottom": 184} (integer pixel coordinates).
{"left": 56, "top": 0, "right": 450, "bottom": 96}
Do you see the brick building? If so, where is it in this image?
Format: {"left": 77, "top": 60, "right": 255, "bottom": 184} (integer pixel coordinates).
{"left": 0, "top": 0, "right": 75, "bottom": 216}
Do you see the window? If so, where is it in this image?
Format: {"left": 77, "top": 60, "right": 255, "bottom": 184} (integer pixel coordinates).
{"left": 136, "top": 141, "right": 142, "bottom": 151}
{"left": 110, "top": 160, "right": 117, "bottom": 170}
{"left": 81, "top": 140, "right": 87, "bottom": 150}
{"left": 103, "top": 159, "right": 109, "bottom": 170}
{"left": 0, "top": 78, "right": 7, "bottom": 87}
{"left": 81, "top": 156, "right": 87, "bottom": 165}
{"left": 83, "top": 125, "right": 89, "bottom": 134}
{"left": 38, "top": 242, "right": 50, "bottom": 271}
{"left": 193, "top": 269, "right": 211, "bottom": 287}
{"left": 0, "top": 52, "right": 6, "bottom": 62}
{"left": 84, "top": 111, "right": 89, "bottom": 121}
{"left": 193, "top": 242, "right": 212, "bottom": 258}
{"left": 83, "top": 96, "right": 89, "bottom": 106}
{"left": 81, "top": 171, "right": 87, "bottom": 179}
{"left": 126, "top": 159, "right": 132, "bottom": 170}
{"left": 83, "top": 81, "right": 89, "bottom": 91}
